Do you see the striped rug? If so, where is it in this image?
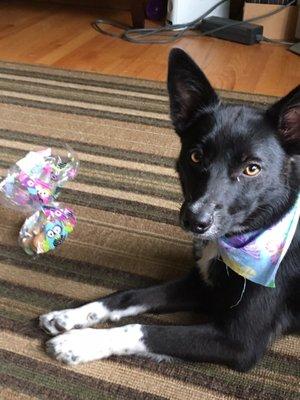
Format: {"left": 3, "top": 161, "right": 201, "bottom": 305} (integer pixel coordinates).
{"left": 0, "top": 61, "right": 298, "bottom": 400}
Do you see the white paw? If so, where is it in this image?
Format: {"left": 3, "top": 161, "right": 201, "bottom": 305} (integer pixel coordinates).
{"left": 46, "top": 325, "right": 146, "bottom": 365}
{"left": 39, "top": 303, "right": 148, "bottom": 336}
{"left": 39, "top": 310, "right": 84, "bottom": 336}
{"left": 39, "top": 302, "right": 108, "bottom": 336}
{"left": 46, "top": 329, "right": 112, "bottom": 364}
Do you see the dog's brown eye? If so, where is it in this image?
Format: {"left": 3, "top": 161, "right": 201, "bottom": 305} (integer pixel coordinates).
{"left": 190, "top": 151, "right": 201, "bottom": 164}
{"left": 243, "top": 163, "right": 261, "bottom": 177}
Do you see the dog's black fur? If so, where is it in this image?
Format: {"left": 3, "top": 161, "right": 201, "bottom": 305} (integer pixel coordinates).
{"left": 95, "top": 49, "right": 300, "bottom": 371}
{"left": 42, "top": 49, "right": 300, "bottom": 371}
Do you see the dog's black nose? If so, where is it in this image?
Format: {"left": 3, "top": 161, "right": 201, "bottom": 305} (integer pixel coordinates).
{"left": 194, "top": 216, "right": 213, "bottom": 233}
{"left": 183, "top": 208, "right": 214, "bottom": 234}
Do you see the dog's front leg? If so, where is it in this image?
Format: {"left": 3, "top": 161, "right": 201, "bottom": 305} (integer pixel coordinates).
{"left": 39, "top": 270, "right": 210, "bottom": 335}
{"left": 46, "top": 323, "right": 264, "bottom": 371}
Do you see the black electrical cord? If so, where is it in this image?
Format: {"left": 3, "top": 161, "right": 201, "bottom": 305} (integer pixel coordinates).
{"left": 92, "top": 0, "right": 296, "bottom": 45}
{"left": 92, "top": 0, "right": 229, "bottom": 44}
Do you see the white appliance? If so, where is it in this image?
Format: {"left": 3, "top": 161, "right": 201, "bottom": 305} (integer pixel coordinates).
{"left": 167, "top": 0, "right": 230, "bottom": 25}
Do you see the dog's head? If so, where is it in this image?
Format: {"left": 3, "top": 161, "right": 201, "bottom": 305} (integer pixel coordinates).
{"left": 168, "top": 49, "right": 300, "bottom": 240}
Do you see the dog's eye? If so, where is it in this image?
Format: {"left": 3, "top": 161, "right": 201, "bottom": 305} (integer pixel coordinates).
{"left": 190, "top": 151, "right": 201, "bottom": 164}
{"left": 243, "top": 163, "right": 261, "bottom": 177}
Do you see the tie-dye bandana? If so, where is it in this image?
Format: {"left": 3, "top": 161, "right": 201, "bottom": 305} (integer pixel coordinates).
{"left": 218, "top": 194, "right": 300, "bottom": 288}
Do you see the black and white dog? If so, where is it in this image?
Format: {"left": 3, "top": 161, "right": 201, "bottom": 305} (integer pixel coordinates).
{"left": 40, "top": 49, "right": 300, "bottom": 372}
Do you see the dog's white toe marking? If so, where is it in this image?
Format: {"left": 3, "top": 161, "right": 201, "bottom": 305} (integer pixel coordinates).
{"left": 46, "top": 324, "right": 146, "bottom": 365}
{"left": 40, "top": 303, "right": 148, "bottom": 336}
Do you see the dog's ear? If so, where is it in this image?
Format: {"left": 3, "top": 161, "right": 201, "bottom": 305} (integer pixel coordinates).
{"left": 168, "top": 48, "right": 219, "bottom": 135}
{"left": 267, "top": 85, "right": 300, "bottom": 154}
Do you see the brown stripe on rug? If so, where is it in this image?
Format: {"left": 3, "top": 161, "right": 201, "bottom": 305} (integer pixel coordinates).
{"left": 0, "top": 61, "right": 299, "bottom": 400}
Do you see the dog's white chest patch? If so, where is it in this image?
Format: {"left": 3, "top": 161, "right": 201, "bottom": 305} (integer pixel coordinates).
{"left": 196, "top": 241, "right": 218, "bottom": 285}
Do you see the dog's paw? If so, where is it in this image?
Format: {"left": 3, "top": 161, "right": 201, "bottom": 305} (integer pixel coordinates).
{"left": 45, "top": 325, "right": 146, "bottom": 365}
{"left": 45, "top": 329, "right": 112, "bottom": 364}
{"left": 39, "top": 308, "right": 100, "bottom": 336}
{"left": 39, "top": 303, "right": 110, "bottom": 335}
{"left": 39, "top": 310, "right": 80, "bottom": 335}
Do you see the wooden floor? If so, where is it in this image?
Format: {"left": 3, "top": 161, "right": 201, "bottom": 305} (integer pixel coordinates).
{"left": 0, "top": 1, "right": 299, "bottom": 96}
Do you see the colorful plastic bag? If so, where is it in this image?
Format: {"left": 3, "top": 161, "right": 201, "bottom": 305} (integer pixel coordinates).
{"left": 0, "top": 147, "right": 79, "bottom": 254}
